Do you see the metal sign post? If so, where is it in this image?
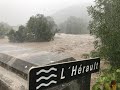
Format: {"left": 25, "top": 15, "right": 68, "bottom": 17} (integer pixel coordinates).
{"left": 29, "top": 58, "right": 100, "bottom": 90}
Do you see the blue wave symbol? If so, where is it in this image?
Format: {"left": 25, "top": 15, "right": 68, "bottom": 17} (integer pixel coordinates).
{"left": 36, "top": 67, "right": 57, "bottom": 75}
{"left": 36, "top": 80, "right": 57, "bottom": 90}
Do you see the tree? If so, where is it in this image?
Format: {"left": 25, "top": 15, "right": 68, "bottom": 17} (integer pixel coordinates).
{"left": 59, "top": 16, "right": 88, "bottom": 34}
{"left": 0, "top": 22, "right": 12, "bottom": 38}
{"left": 26, "top": 14, "right": 57, "bottom": 42}
{"left": 7, "top": 29, "right": 16, "bottom": 42}
{"left": 88, "top": 0, "right": 120, "bottom": 67}
{"left": 15, "top": 25, "right": 26, "bottom": 42}
{"left": 7, "top": 25, "right": 26, "bottom": 42}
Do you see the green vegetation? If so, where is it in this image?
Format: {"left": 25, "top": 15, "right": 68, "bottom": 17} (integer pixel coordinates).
{"left": 7, "top": 29, "right": 16, "bottom": 42}
{"left": 92, "top": 68, "right": 120, "bottom": 90}
{"left": 26, "top": 14, "right": 57, "bottom": 42}
{"left": 88, "top": 0, "right": 120, "bottom": 67}
{"left": 0, "top": 22, "right": 12, "bottom": 38}
{"left": 7, "top": 14, "right": 57, "bottom": 42}
{"left": 8, "top": 25, "right": 26, "bottom": 42}
{"left": 90, "top": 50, "right": 99, "bottom": 58}
{"left": 88, "top": 0, "right": 120, "bottom": 89}
{"left": 59, "top": 16, "right": 89, "bottom": 34}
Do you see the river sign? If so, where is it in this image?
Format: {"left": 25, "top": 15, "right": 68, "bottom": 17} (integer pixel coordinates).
{"left": 29, "top": 58, "right": 100, "bottom": 90}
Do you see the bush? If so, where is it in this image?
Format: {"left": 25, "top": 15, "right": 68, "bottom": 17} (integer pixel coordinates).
{"left": 7, "top": 29, "right": 16, "bottom": 42}
{"left": 7, "top": 25, "right": 26, "bottom": 42}
{"left": 26, "top": 14, "right": 57, "bottom": 42}
{"left": 15, "top": 25, "right": 26, "bottom": 42}
{"left": 92, "top": 67, "right": 120, "bottom": 90}
{"left": 90, "top": 50, "right": 99, "bottom": 58}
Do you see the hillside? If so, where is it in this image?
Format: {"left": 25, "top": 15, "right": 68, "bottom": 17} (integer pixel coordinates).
{"left": 51, "top": 4, "right": 92, "bottom": 34}
{"left": 52, "top": 4, "right": 92, "bottom": 25}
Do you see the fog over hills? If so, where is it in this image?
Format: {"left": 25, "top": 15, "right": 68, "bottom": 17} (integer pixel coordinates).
{"left": 1, "top": 2, "right": 93, "bottom": 32}
{"left": 51, "top": 3, "right": 93, "bottom": 34}
{"left": 52, "top": 3, "right": 92, "bottom": 25}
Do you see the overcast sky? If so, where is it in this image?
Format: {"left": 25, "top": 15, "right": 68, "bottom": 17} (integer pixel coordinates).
{"left": 0, "top": 0, "right": 94, "bottom": 26}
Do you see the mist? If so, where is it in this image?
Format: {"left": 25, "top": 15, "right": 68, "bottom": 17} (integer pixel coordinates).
{"left": 0, "top": 0, "right": 94, "bottom": 26}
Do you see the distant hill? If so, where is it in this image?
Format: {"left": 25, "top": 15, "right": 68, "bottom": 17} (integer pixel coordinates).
{"left": 51, "top": 3, "right": 92, "bottom": 34}
{"left": 52, "top": 3, "right": 92, "bottom": 25}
